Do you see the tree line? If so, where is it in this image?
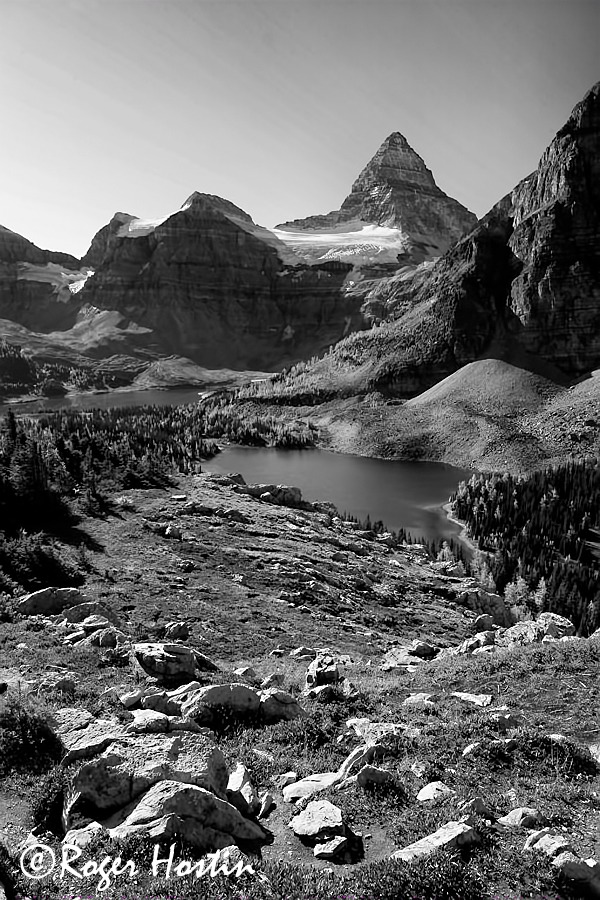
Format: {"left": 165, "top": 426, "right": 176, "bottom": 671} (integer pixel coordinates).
{"left": 450, "top": 461, "right": 600, "bottom": 633}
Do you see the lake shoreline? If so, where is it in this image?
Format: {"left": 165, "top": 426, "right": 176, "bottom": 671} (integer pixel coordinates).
{"left": 442, "top": 501, "right": 478, "bottom": 559}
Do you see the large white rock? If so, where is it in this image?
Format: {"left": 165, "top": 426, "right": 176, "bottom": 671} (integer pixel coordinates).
{"left": 181, "top": 683, "right": 260, "bottom": 722}
{"left": 289, "top": 800, "right": 344, "bottom": 840}
{"left": 106, "top": 780, "right": 268, "bottom": 850}
{"left": 497, "top": 613, "right": 575, "bottom": 648}
{"left": 51, "top": 707, "right": 126, "bottom": 764}
{"left": 282, "top": 772, "right": 341, "bottom": 803}
{"left": 133, "top": 643, "right": 217, "bottom": 683}
{"left": 498, "top": 807, "right": 547, "bottom": 828}
{"left": 64, "top": 732, "right": 228, "bottom": 828}
{"left": 417, "top": 781, "right": 456, "bottom": 802}
{"left": 227, "top": 763, "right": 259, "bottom": 816}
{"left": 392, "top": 821, "right": 479, "bottom": 861}
{"left": 18, "top": 587, "right": 81, "bottom": 616}
{"left": 451, "top": 691, "right": 493, "bottom": 707}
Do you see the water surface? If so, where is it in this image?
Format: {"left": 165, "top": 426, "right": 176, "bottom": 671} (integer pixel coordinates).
{"left": 205, "top": 445, "right": 470, "bottom": 545}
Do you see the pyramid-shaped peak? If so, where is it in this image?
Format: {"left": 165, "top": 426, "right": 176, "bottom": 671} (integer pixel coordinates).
{"left": 351, "top": 131, "right": 436, "bottom": 194}
{"left": 379, "top": 132, "right": 413, "bottom": 149}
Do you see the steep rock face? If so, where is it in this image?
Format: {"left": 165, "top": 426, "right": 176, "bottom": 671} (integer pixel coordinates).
{"left": 80, "top": 212, "right": 136, "bottom": 268}
{"left": 278, "top": 133, "right": 477, "bottom": 260}
{"left": 507, "top": 82, "right": 600, "bottom": 372}
{"left": 78, "top": 194, "right": 362, "bottom": 369}
{"left": 0, "top": 225, "right": 85, "bottom": 332}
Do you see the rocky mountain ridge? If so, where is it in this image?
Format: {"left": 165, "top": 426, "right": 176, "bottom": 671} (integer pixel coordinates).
{"left": 260, "top": 81, "right": 600, "bottom": 402}
{"left": 0, "top": 132, "right": 478, "bottom": 392}
{"left": 278, "top": 132, "right": 477, "bottom": 262}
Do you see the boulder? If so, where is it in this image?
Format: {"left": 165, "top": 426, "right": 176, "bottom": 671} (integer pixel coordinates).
{"left": 181, "top": 683, "right": 261, "bottom": 723}
{"left": 380, "top": 647, "right": 419, "bottom": 670}
{"left": 451, "top": 691, "right": 493, "bottom": 707}
{"left": 283, "top": 773, "right": 341, "bottom": 803}
{"left": 417, "top": 781, "right": 456, "bottom": 802}
{"left": 61, "top": 601, "right": 120, "bottom": 626}
{"left": 259, "top": 688, "right": 304, "bottom": 723}
{"left": 62, "top": 822, "right": 104, "bottom": 849}
{"left": 18, "top": 587, "right": 82, "bottom": 616}
{"left": 141, "top": 691, "right": 182, "bottom": 717}
{"left": 314, "top": 835, "right": 349, "bottom": 859}
{"left": 403, "top": 692, "right": 438, "bottom": 708}
{"left": 274, "top": 772, "right": 298, "bottom": 789}
{"left": 559, "top": 859, "right": 600, "bottom": 898}
{"left": 455, "top": 632, "right": 496, "bottom": 655}
{"left": 290, "top": 646, "right": 317, "bottom": 660}
{"left": 392, "top": 821, "right": 479, "bottom": 861}
{"left": 132, "top": 643, "right": 217, "bottom": 684}
{"left": 227, "top": 763, "right": 259, "bottom": 816}
{"left": 64, "top": 732, "right": 229, "bottom": 827}
{"left": 81, "top": 626, "right": 128, "bottom": 649}
{"left": 473, "top": 614, "right": 494, "bottom": 633}
{"left": 50, "top": 707, "right": 126, "bottom": 764}
{"left": 498, "top": 807, "right": 548, "bottom": 829}
{"left": 233, "top": 666, "right": 259, "bottom": 682}
{"left": 289, "top": 800, "right": 344, "bottom": 840}
{"left": 106, "top": 780, "right": 268, "bottom": 850}
{"left": 524, "top": 830, "right": 573, "bottom": 857}
{"left": 346, "top": 718, "right": 420, "bottom": 744}
{"left": 258, "top": 791, "right": 275, "bottom": 819}
{"left": 408, "top": 639, "right": 438, "bottom": 659}
{"left": 305, "top": 653, "right": 342, "bottom": 689}
{"left": 164, "top": 622, "right": 190, "bottom": 641}
{"left": 497, "top": 614, "right": 575, "bottom": 648}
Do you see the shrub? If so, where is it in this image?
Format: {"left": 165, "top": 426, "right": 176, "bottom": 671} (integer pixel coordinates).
{"left": 0, "top": 697, "right": 64, "bottom": 776}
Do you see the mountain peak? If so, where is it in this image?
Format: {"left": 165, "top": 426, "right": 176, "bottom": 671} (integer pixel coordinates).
{"left": 276, "top": 131, "right": 476, "bottom": 250}
{"left": 351, "top": 132, "right": 436, "bottom": 193}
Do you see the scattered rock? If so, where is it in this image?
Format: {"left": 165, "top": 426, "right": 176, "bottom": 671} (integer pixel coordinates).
{"left": 392, "top": 821, "right": 480, "bottom": 861}
{"left": 289, "top": 799, "right": 344, "bottom": 840}
{"left": 64, "top": 732, "right": 228, "bottom": 827}
{"left": 283, "top": 773, "right": 341, "bottom": 803}
{"left": 417, "top": 781, "right": 456, "bottom": 802}
{"left": 106, "top": 780, "right": 268, "bottom": 850}
{"left": 524, "top": 830, "right": 573, "bottom": 857}
{"left": 227, "top": 762, "right": 260, "bottom": 816}
{"left": 473, "top": 614, "right": 494, "bottom": 633}
{"left": 164, "top": 622, "right": 190, "bottom": 641}
{"left": 132, "top": 643, "right": 217, "bottom": 684}
{"left": 451, "top": 691, "right": 493, "bottom": 707}
{"left": 233, "top": 665, "right": 259, "bottom": 682}
{"left": 259, "top": 688, "right": 304, "bottom": 722}
{"left": 498, "top": 807, "right": 548, "bottom": 829}
{"left": 18, "top": 587, "right": 81, "bottom": 616}
{"left": 314, "top": 835, "right": 349, "bottom": 860}
{"left": 305, "top": 653, "right": 342, "bottom": 689}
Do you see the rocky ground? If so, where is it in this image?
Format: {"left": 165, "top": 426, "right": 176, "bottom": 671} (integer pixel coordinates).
{"left": 0, "top": 473, "right": 599, "bottom": 900}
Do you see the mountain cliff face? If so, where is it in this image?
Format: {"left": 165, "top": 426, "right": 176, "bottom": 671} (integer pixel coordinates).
{"left": 277, "top": 132, "right": 477, "bottom": 262}
{"left": 77, "top": 193, "right": 362, "bottom": 370}
{"left": 272, "top": 82, "right": 600, "bottom": 397}
{"left": 507, "top": 83, "right": 600, "bottom": 371}
{"left": 0, "top": 225, "right": 86, "bottom": 332}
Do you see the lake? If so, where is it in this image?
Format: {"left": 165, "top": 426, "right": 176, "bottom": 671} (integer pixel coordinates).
{"left": 204, "top": 445, "right": 470, "bottom": 547}
{"left": 0, "top": 387, "right": 471, "bottom": 547}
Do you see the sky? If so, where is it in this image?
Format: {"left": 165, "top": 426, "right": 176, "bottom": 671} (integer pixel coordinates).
{"left": 0, "top": 0, "right": 598, "bottom": 258}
